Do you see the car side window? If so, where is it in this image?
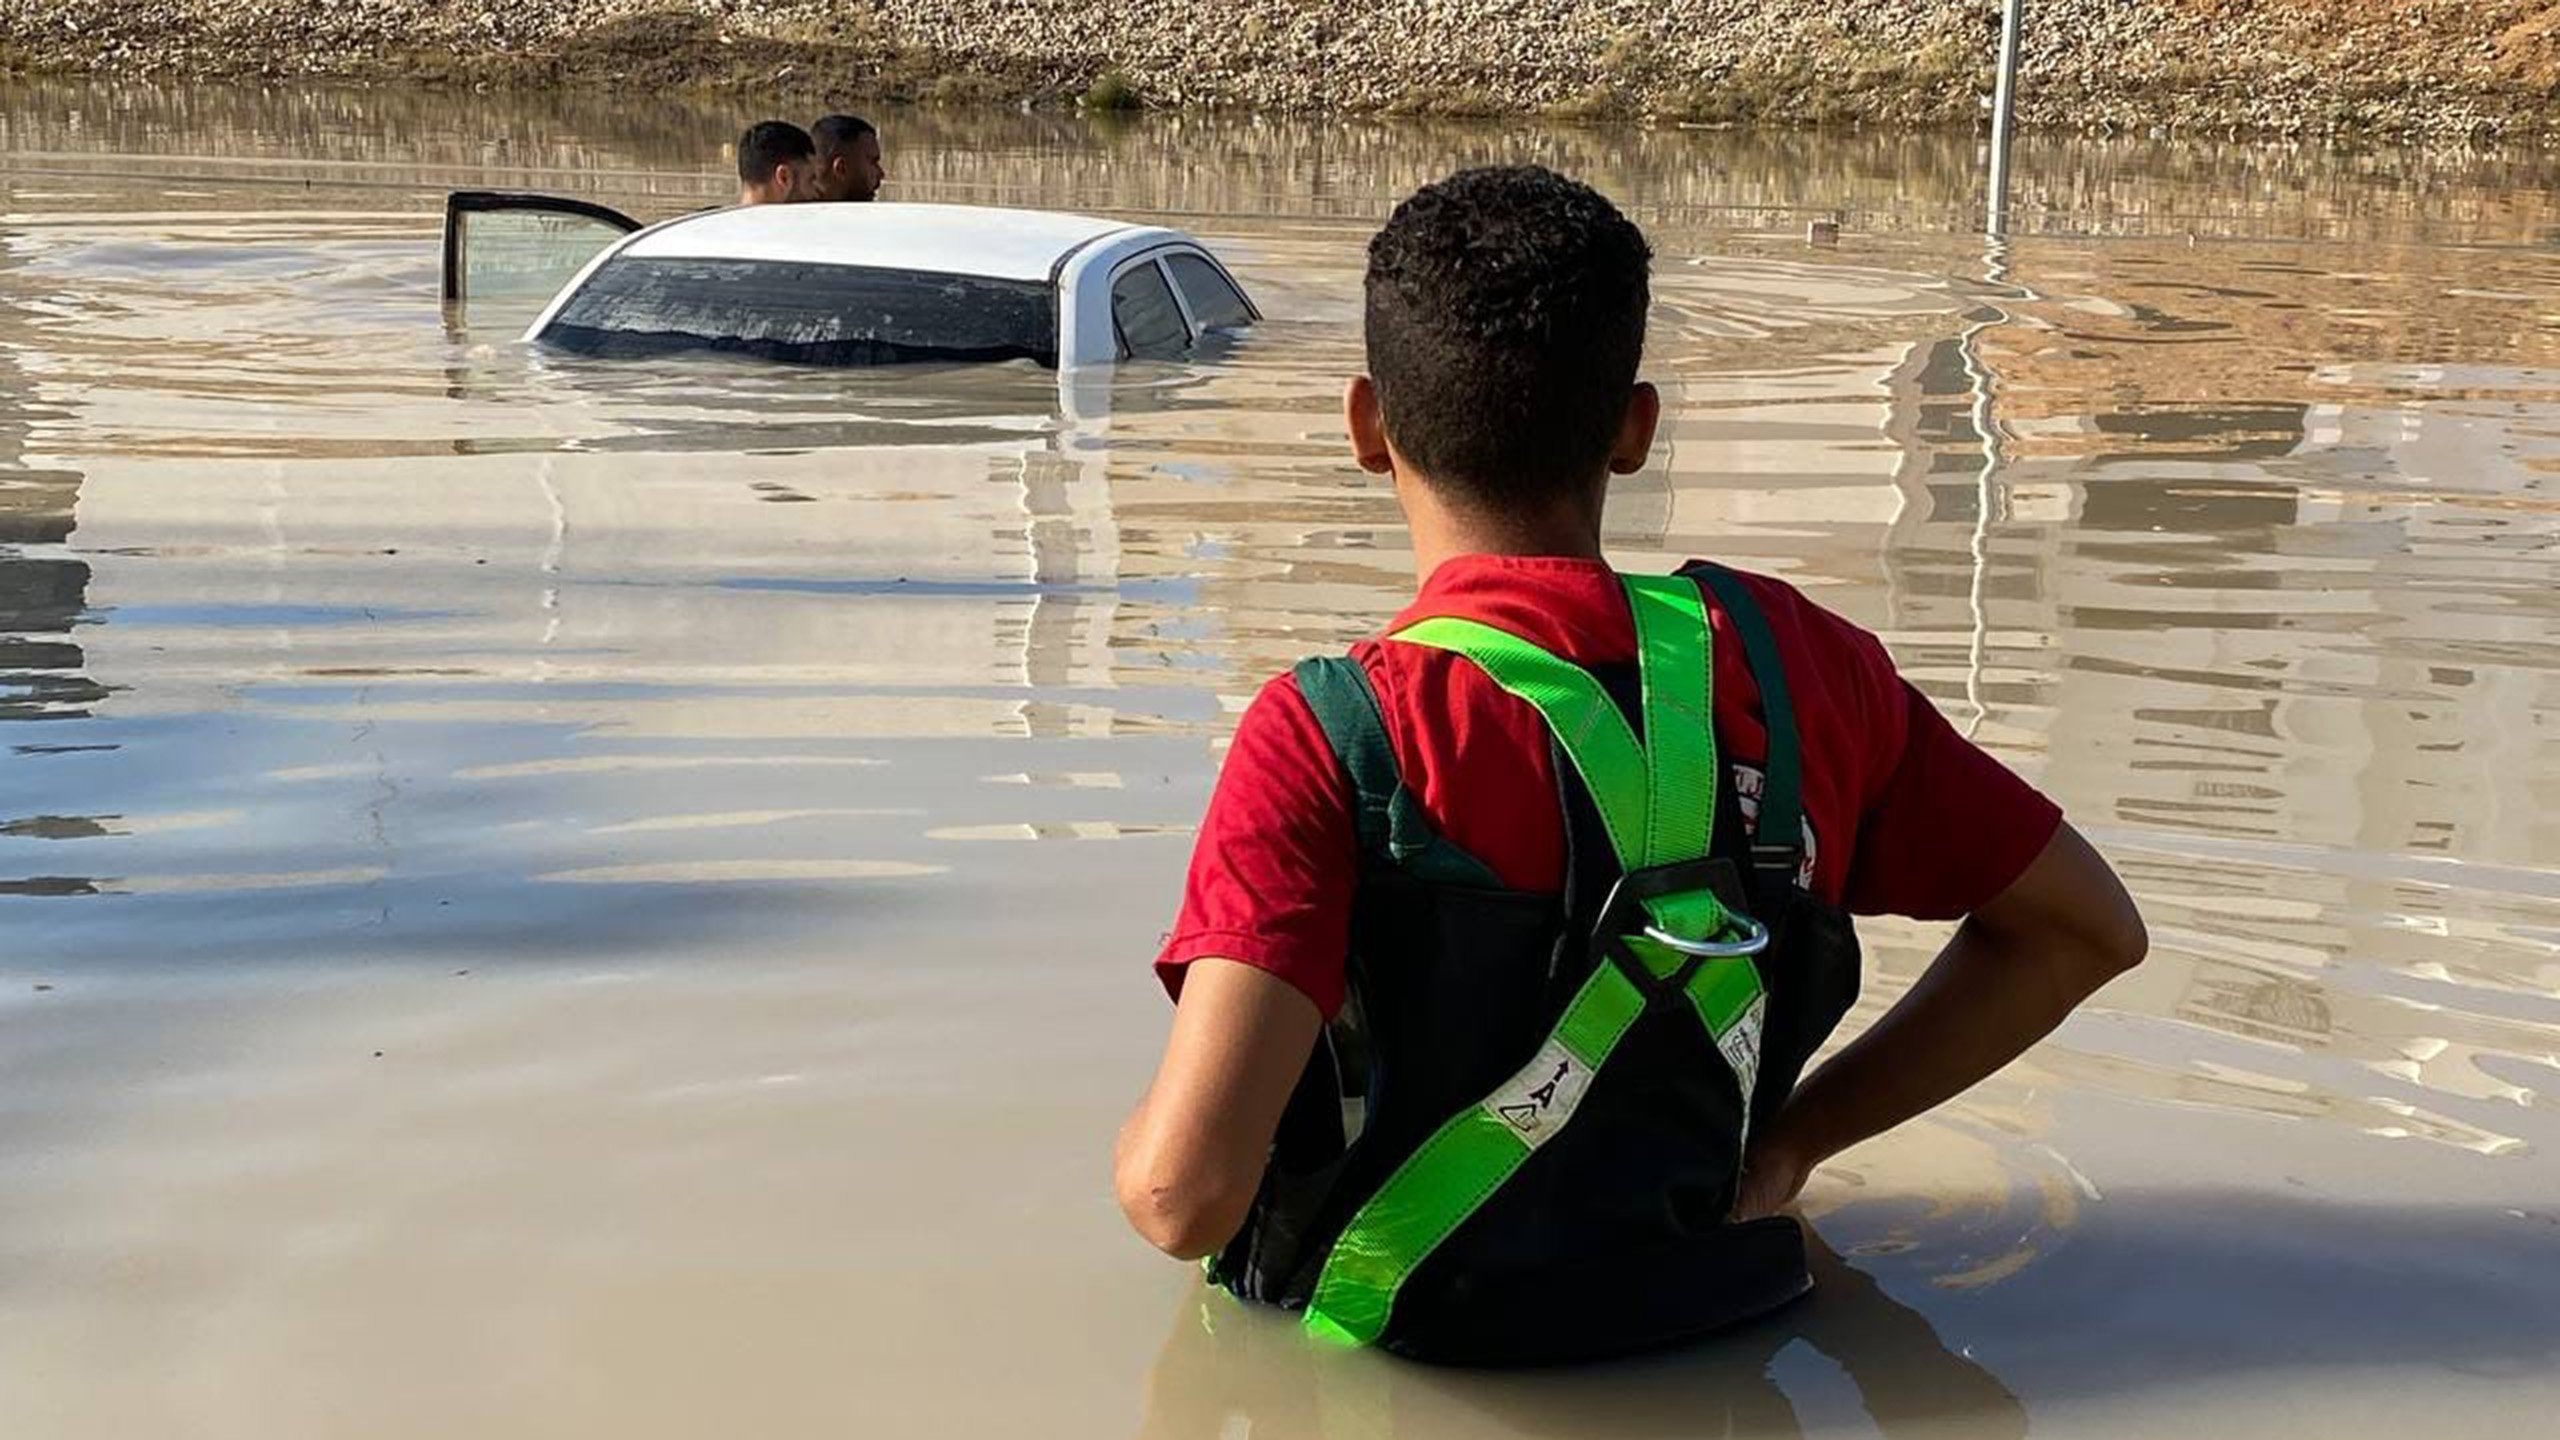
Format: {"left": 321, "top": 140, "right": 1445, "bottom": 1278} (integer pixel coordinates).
{"left": 1165, "top": 253, "right": 1253, "bottom": 331}
{"left": 1112, "top": 261, "right": 1190, "bottom": 360}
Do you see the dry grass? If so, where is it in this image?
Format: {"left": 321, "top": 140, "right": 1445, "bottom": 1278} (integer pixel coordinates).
{"left": 1544, "top": 82, "right": 1637, "bottom": 124}
{"left": 1383, "top": 85, "right": 1514, "bottom": 118}
{"left": 1663, "top": 37, "right": 1975, "bottom": 127}
{"left": 1080, "top": 68, "right": 1143, "bottom": 109}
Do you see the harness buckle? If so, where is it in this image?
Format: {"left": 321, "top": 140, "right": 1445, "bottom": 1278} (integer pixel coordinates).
{"left": 1590, "top": 857, "right": 1768, "bottom": 1008}
{"left": 1749, "top": 842, "right": 1803, "bottom": 878}
{"left": 1640, "top": 913, "right": 1771, "bottom": 958}
{"left": 1589, "top": 857, "right": 1753, "bottom": 952}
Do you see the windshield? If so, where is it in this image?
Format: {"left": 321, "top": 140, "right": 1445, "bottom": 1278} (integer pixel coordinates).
{"left": 537, "top": 257, "right": 1058, "bottom": 367}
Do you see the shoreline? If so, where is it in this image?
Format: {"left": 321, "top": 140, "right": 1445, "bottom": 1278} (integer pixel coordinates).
{"left": 5, "top": 2, "right": 2560, "bottom": 142}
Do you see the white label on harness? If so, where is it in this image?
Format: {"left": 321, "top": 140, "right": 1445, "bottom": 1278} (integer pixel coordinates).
{"left": 1719, "top": 993, "right": 1767, "bottom": 1116}
{"left": 1483, "top": 1039, "right": 1594, "bottom": 1149}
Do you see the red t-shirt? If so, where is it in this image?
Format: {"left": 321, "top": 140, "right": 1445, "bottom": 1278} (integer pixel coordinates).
{"left": 1157, "top": 555, "right": 2062, "bottom": 1017}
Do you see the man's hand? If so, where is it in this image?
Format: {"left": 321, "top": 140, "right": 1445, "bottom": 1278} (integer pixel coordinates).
{"left": 1747, "top": 822, "right": 2145, "bottom": 1201}
{"left": 1116, "top": 959, "right": 1324, "bottom": 1259}
{"left": 1730, "top": 1134, "right": 1817, "bottom": 1222}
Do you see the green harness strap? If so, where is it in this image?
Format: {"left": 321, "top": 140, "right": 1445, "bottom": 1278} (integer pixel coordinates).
{"left": 1301, "top": 574, "right": 1772, "bottom": 1348}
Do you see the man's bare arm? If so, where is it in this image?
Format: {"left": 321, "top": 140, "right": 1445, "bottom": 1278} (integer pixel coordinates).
{"left": 1116, "top": 959, "right": 1324, "bottom": 1258}
{"left": 1734, "top": 821, "right": 2147, "bottom": 1219}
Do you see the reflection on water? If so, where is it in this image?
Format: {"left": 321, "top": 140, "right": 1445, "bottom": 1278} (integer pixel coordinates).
{"left": 0, "top": 240, "right": 94, "bottom": 727}
{"left": 5, "top": 78, "right": 2560, "bottom": 1438}
{"left": 1140, "top": 1232, "right": 2028, "bottom": 1440}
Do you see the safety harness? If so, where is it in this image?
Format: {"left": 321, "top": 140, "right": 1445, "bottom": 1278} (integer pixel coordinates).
{"left": 1301, "top": 573, "right": 1769, "bottom": 1345}
{"left": 1210, "top": 563, "right": 1861, "bottom": 1365}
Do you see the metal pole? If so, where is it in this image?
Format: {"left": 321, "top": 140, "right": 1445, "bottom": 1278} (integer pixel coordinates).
{"left": 1987, "top": 0, "right": 2024, "bottom": 236}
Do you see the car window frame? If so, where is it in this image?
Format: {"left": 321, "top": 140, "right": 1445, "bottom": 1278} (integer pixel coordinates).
{"left": 1161, "top": 247, "right": 1259, "bottom": 332}
{"left": 1108, "top": 249, "right": 1199, "bottom": 362}
{"left": 441, "top": 190, "right": 643, "bottom": 304}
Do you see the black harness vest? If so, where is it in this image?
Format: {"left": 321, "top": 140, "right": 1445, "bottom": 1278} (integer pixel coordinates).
{"left": 1208, "top": 564, "right": 1863, "bottom": 1365}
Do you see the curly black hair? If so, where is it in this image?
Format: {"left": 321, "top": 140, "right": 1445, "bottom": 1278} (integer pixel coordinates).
{"left": 1364, "top": 166, "right": 1653, "bottom": 510}
{"left": 737, "top": 120, "right": 815, "bottom": 183}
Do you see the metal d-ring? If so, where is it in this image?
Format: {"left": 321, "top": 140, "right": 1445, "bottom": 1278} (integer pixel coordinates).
{"left": 1640, "top": 913, "right": 1772, "bottom": 958}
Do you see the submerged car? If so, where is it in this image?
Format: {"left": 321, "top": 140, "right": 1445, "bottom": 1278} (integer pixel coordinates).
{"left": 440, "top": 192, "right": 1259, "bottom": 369}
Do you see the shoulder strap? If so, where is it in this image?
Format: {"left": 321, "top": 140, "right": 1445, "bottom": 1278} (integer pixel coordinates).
{"left": 1389, "top": 615, "right": 1656, "bottom": 870}
{"left": 1390, "top": 577, "right": 1737, "bottom": 945}
{"left": 1293, "top": 656, "right": 1403, "bottom": 860}
{"left": 1291, "top": 655, "right": 1501, "bottom": 888}
{"left": 1388, "top": 577, "right": 1719, "bottom": 879}
{"left": 1683, "top": 564, "right": 1804, "bottom": 885}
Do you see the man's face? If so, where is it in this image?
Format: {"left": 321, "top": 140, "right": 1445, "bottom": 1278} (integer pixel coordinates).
{"left": 824, "top": 133, "right": 885, "bottom": 202}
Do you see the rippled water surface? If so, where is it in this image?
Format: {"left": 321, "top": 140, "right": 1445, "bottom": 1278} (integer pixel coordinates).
{"left": 6, "top": 82, "right": 2560, "bottom": 1438}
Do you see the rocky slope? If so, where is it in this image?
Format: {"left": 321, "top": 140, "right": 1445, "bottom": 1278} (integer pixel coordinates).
{"left": 5, "top": 0, "right": 2559, "bottom": 138}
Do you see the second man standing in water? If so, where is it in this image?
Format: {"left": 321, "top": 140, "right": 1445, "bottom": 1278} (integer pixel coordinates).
{"left": 810, "top": 114, "right": 886, "bottom": 202}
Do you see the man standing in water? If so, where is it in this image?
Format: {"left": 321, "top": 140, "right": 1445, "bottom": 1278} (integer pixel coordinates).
{"left": 735, "top": 120, "right": 816, "bottom": 207}
{"left": 1114, "top": 166, "right": 2146, "bottom": 1362}
{"left": 810, "top": 114, "right": 886, "bottom": 202}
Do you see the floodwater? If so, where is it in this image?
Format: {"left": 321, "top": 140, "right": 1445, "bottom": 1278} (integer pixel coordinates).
{"left": 5, "top": 79, "right": 2560, "bottom": 1438}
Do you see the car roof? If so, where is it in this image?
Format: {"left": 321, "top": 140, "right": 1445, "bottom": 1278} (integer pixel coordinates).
{"left": 617, "top": 203, "right": 1150, "bottom": 282}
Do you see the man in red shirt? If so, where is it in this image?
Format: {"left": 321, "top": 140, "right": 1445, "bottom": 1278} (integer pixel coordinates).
{"left": 1114, "top": 167, "right": 2146, "bottom": 1356}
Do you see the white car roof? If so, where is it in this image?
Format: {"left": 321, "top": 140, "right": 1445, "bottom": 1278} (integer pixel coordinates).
{"left": 619, "top": 203, "right": 1146, "bottom": 282}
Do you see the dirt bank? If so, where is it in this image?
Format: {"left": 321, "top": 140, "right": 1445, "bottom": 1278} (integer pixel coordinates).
{"left": 5, "top": 0, "right": 2560, "bottom": 139}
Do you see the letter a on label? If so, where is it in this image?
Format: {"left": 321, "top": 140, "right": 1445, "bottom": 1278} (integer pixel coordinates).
{"left": 1482, "top": 1041, "right": 1594, "bottom": 1148}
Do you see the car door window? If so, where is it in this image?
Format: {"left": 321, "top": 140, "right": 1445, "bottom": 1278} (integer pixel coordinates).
{"left": 442, "top": 192, "right": 641, "bottom": 309}
{"left": 1165, "top": 252, "right": 1254, "bottom": 331}
{"left": 1111, "top": 260, "right": 1190, "bottom": 360}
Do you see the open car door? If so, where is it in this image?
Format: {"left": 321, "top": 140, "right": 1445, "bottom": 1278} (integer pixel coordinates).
{"left": 441, "top": 191, "right": 642, "bottom": 312}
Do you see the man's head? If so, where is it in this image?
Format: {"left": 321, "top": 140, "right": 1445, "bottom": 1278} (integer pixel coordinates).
{"left": 736, "top": 120, "right": 816, "bottom": 206}
{"left": 811, "top": 114, "right": 885, "bottom": 202}
{"left": 1348, "top": 166, "right": 1657, "bottom": 527}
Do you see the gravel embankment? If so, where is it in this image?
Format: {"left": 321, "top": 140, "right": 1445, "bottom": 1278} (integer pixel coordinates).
{"left": 4, "top": 0, "right": 2558, "bottom": 138}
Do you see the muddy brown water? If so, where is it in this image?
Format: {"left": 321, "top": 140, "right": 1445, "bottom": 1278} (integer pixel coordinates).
{"left": 4, "top": 80, "right": 2559, "bottom": 1438}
